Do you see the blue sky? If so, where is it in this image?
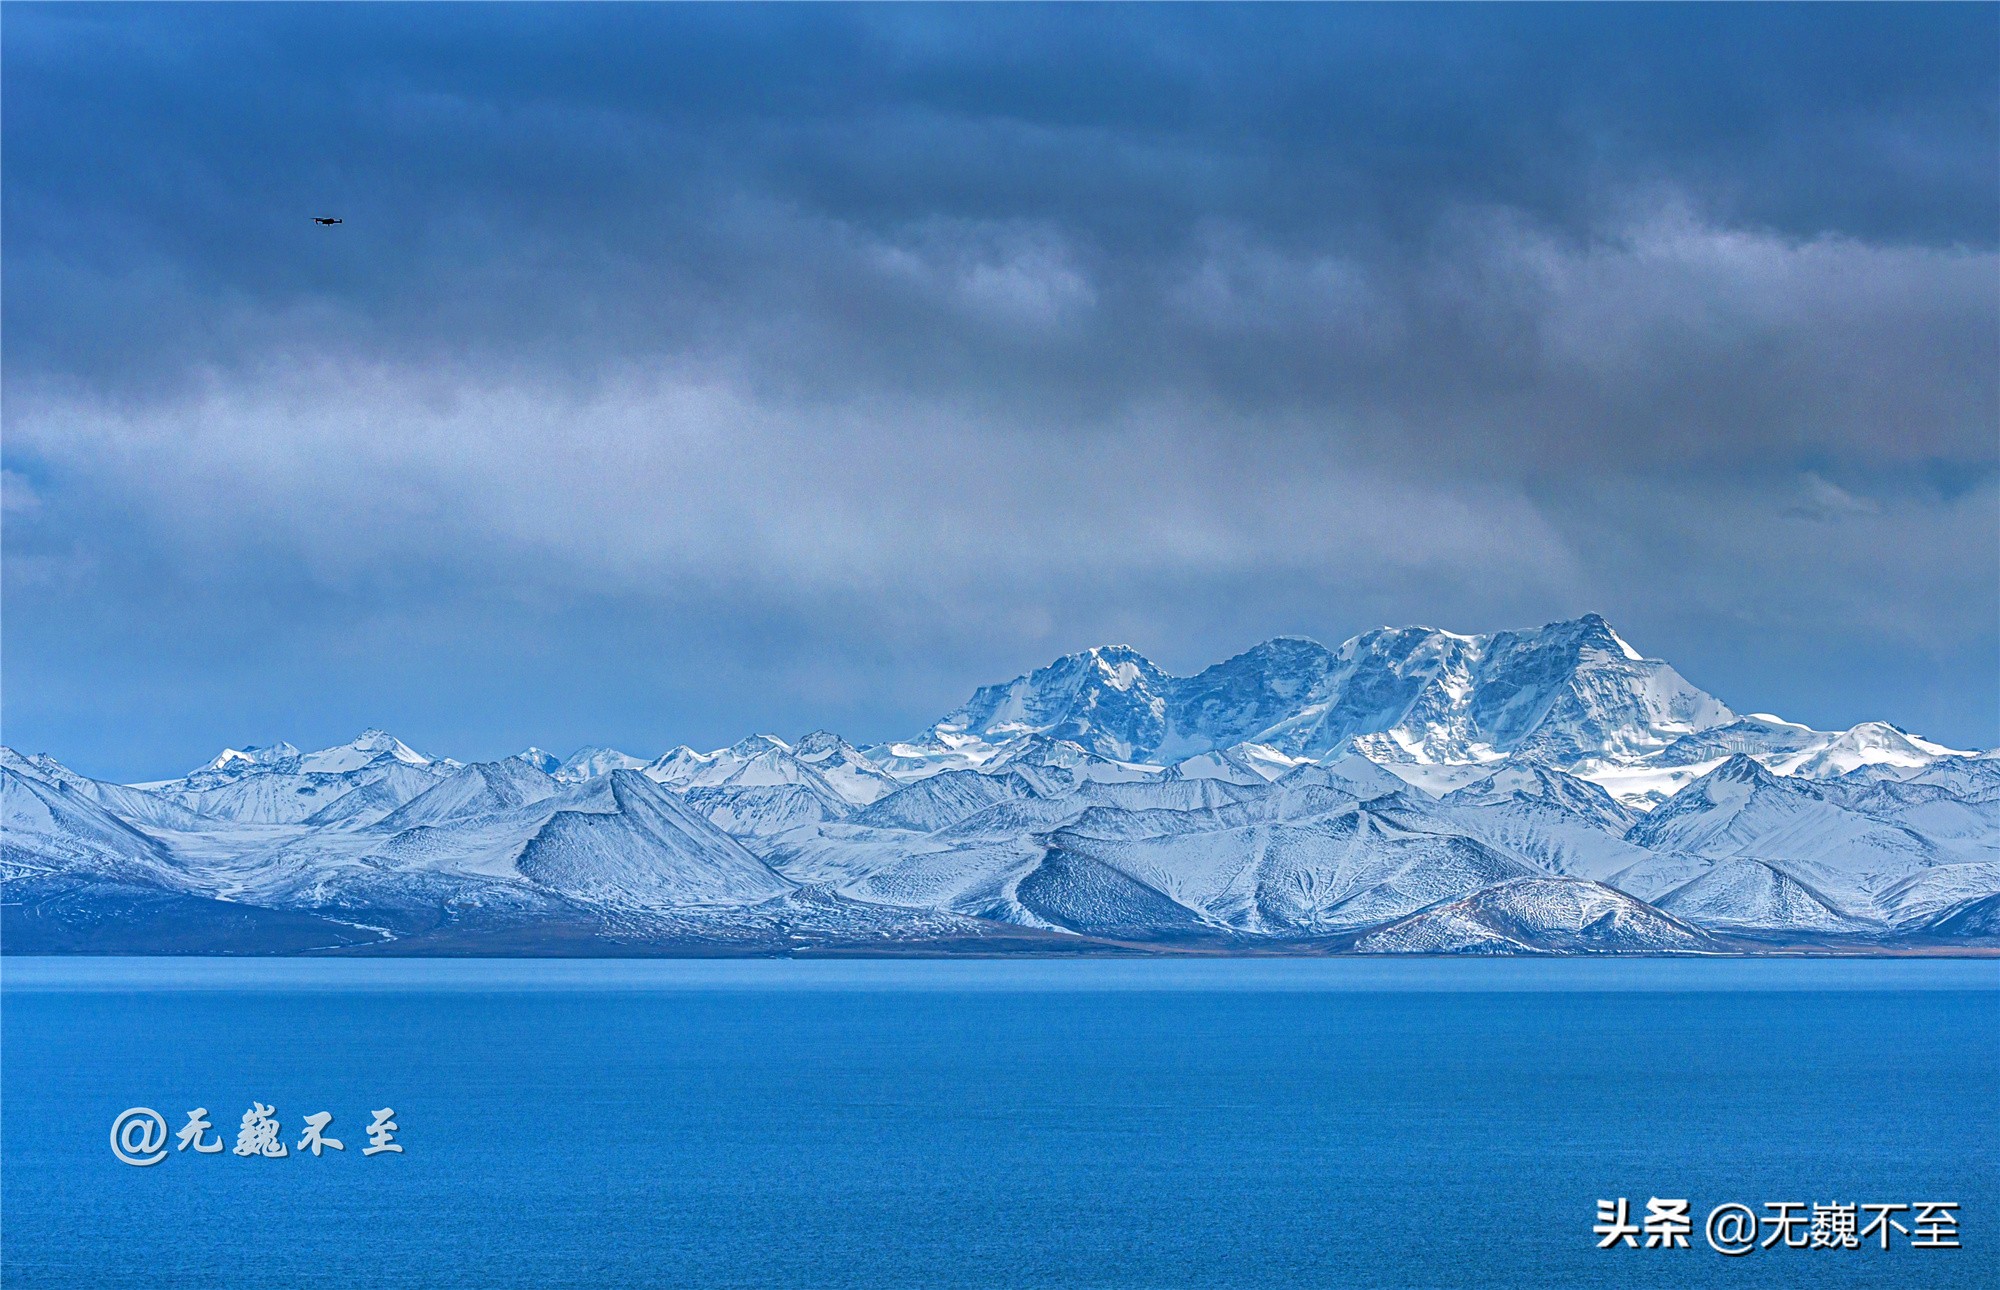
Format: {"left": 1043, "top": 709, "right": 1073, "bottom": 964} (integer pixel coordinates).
{"left": 4, "top": 3, "right": 1996, "bottom": 781}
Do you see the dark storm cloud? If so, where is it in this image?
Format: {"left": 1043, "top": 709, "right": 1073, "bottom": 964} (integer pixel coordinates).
{"left": 4, "top": 3, "right": 1996, "bottom": 777}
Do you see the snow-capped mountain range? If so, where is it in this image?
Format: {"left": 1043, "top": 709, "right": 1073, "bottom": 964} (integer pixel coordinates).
{"left": 6, "top": 615, "right": 1996, "bottom": 955}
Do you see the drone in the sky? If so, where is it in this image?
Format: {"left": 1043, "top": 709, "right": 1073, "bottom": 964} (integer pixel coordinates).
{"left": 313, "top": 216, "right": 343, "bottom": 226}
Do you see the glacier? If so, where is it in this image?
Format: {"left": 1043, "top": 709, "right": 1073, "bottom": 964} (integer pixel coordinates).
{"left": 5, "top": 616, "right": 1996, "bottom": 955}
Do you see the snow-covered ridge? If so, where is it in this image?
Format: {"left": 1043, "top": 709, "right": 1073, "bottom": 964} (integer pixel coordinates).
{"left": 3, "top": 615, "right": 1993, "bottom": 954}
{"left": 860, "top": 615, "right": 1968, "bottom": 800}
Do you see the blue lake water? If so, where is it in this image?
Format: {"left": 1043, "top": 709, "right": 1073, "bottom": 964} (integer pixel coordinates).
{"left": 4, "top": 957, "right": 1995, "bottom": 1289}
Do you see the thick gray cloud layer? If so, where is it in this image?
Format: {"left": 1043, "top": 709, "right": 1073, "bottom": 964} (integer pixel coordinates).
{"left": 4, "top": 4, "right": 1996, "bottom": 779}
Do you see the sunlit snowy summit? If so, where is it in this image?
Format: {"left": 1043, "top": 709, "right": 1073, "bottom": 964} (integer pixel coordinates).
{"left": 6, "top": 615, "right": 1996, "bottom": 955}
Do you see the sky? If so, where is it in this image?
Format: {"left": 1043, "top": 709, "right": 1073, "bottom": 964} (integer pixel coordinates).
{"left": 4, "top": 3, "right": 1996, "bottom": 781}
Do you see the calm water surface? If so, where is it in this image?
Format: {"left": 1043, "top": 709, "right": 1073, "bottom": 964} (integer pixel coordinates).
{"left": 4, "top": 957, "right": 1995, "bottom": 1289}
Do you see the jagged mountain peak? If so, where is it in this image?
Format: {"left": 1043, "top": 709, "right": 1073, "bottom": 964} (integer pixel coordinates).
{"left": 1630, "top": 754, "right": 1790, "bottom": 823}
{"left": 900, "top": 614, "right": 1733, "bottom": 772}
{"left": 301, "top": 729, "right": 434, "bottom": 772}
{"left": 372, "top": 757, "right": 560, "bottom": 832}
{"left": 203, "top": 742, "right": 303, "bottom": 774}
{"left": 151, "top": 730, "right": 439, "bottom": 798}
{"left": 1710, "top": 753, "right": 1787, "bottom": 787}
{"left": 792, "top": 730, "right": 854, "bottom": 758}
{"left": 1541, "top": 611, "right": 1643, "bottom": 657}
{"left": 1071, "top": 642, "right": 1157, "bottom": 670}
{"left": 927, "top": 644, "right": 1173, "bottom": 763}
{"left": 350, "top": 728, "right": 412, "bottom": 750}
